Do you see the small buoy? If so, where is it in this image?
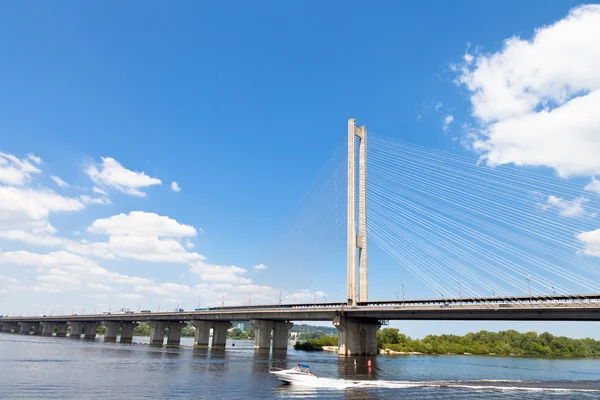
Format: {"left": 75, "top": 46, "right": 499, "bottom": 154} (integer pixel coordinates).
{"left": 367, "top": 359, "right": 372, "bottom": 368}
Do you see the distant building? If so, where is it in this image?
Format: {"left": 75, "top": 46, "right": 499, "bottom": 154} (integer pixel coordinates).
{"left": 232, "top": 321, "right": 249, "bottom": 331}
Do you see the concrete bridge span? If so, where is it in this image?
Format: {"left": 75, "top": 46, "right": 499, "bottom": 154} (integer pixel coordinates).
{"left": 3, "top": 299, "right": 600, "bottom": 356}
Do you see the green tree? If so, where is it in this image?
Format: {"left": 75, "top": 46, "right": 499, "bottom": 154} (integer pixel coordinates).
{"left": 294, "top": 334, "right": 338, "bottom": 351}
{"left": 134, "top": 323, "right": 151, "bottom": 336}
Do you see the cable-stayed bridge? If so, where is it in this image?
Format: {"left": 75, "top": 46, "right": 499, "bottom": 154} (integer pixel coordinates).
{"left": 2, "top": 118, "right": 600, "bottom": 356}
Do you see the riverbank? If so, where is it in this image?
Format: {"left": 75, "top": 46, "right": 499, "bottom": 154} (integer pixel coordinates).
{"left": 376, "top": 328, "right": 600, "bottom": 358}
{"left": 294, "top": 328, "right": 600, "bottom": 358}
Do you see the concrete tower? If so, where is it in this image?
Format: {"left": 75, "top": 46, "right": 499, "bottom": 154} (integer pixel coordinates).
{"left": 347, "top": 118, "right": 368, "bottom": 305}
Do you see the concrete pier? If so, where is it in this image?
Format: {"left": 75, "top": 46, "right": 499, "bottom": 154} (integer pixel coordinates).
{"left": 166, "top": 322, "right": 185, "bottom": 346}
{"left": 191, "top": 320, "right": 211, "bottom": 347}
{"left": 0, "top": 324, "right": 12, "bottom": 333}
{"left": 55, "top": 323, "right": 68, "bottom": 337}
{"left": 191, "top": 320, "right": 231, "bottom": 348}
{"left": 40, "top": 322, "right": 55, "bottom": 336}
{"left": 333, "top": 316, "right": 380, "bottom": 356}
{"left": 18, "top": 321, "right": 35, "bottom": 335}
{"left": 272, "top": 321, "right": 293, "bottom": 350}
{"left": 251, "top": 320, "right": 271, "bottom": 350}
{"left": 68, "top": 321, "right": 84, "bottom": 338}
{"left": 103, "top": 321, "right": 120, "bottom": 342}
{"left": 212, "top": 321, "right": 231, "bottom": 348}
{"left": 84, "top": 322, "right": 100, "bottom": 339}
{"left": 149, "top": 321, "right": 167, "bottom": 345}
{"left": 120, "top": 322, "right": 138, "bottom": 344}
{"left": 83, "top": 322, "right": 99, "bottom": 339}
{"left": 251, "top": 320, "right": 293, "bottom": 351}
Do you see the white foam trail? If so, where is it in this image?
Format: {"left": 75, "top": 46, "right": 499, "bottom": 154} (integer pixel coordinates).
{"left": 285, "top": 377, "right": 600, "bottom": 392}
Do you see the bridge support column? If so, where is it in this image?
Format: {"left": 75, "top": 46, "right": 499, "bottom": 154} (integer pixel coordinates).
{"left": 84, "top": 322, "right": 100, "bottom": 339}
{"left": 55, "top": 323, "right": 68, "bottom": 337}
{"left": 40, "top": 322, "right": 55, "bottom": 336}
{"left": 212, "top": 321, "right": 231, "bottom": 348}
{"left": 273, "top": 321, "right": 293, "bottom": 350}
{"left": 166, "top": 322, "right": 185, "bottom": 346}
{"left": 103, "top": 322, "right": 120, "bottom": 342}
{"left": 18, "top": 322, "right": 35, "bottom": 335}
{"left": 32, "top": 323, "right": 42, "bottom": 335}
{"left": 149, "top": 321, "right": 167, "bottom": 345}
{"left": 251, "top": 320, "right": 293, "bottom": 351}
{"left": 120, "top": 322, "right": 138, "bottom": 343}
{"left": 0, "top": 323, "right": 12, "bottom": 333}
{"left": 333, "top": 316, "right": 380, "bottom": 356}
{"left": 191, "top": 320, "right": 231, "bottom": 348}
{"left": 191, "top": 321, "right": 211, "bottom": 347}
{"left": 251, "top": 319, "right": 273, "bottom": 350}
{"left": 68, "top": 321, "right": 84, "bottom": 338}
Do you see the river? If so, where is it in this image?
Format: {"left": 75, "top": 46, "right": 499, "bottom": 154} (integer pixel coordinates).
{"left": 0, "top": 334, "right": 599, "bottom": 399}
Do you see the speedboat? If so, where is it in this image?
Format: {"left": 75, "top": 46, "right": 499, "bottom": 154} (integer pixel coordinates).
{"left": 270, "top": 364, "right": 317, "bottom": 385}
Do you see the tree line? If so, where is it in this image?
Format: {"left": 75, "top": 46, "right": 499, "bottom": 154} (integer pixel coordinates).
{"left": 292, "top": 328, "right": 600, "bottom": 357}
{"left": 377, "top": 328, "right": 600, "bottom": 357}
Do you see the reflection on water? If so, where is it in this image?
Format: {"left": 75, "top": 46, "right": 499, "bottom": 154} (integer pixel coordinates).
{"left": 0, "top": 334, "right": 599, "bottom": 399}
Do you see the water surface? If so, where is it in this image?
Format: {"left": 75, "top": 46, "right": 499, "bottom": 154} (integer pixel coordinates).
{"left": 1, "top": 334, "right": 599, "bottom": 399}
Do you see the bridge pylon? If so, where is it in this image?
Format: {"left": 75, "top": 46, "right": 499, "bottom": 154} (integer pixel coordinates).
{"left": 348, "top": 118, "right": 368, "bottom": 305}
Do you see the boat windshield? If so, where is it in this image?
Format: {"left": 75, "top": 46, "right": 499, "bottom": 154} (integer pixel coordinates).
{"left": 296, "top": 364, "right": 311, "bottom": 374}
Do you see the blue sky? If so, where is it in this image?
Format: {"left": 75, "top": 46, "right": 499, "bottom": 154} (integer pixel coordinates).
{"left": 1, "top": 1, "right": 600, "bottom": 338}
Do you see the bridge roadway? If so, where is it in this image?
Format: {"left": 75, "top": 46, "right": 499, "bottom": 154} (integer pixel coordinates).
{"left": 2, "top": 295, "right": 600, "bottom": 356}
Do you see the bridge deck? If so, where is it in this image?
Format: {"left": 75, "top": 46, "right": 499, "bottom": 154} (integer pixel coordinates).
{"left": 3, "top": 298, "right": 600, "bottom": 324}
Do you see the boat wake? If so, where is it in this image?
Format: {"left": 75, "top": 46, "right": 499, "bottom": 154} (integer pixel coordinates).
{"left": 284, "top": 378, "right": 600, "bottom": 392}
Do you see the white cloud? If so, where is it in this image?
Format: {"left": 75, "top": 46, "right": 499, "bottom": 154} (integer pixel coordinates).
{"left": 585, "top": 178, "right": 600, "bottom": 194}
{"left": 100, "top": 235, "right": 204, "bottom": 263}
{"left": 0, "top": 209, "right": 203, "bottom": 264}
{"left": 189, "top": 261, "right": 251, "bottom": 283}
{"left": 88, "top": 211, "right": 196, "bottom": 237}
{"left": 0, "top": 152, "right": 41, "bottom": 185}
{"left": 456, "top": 5, "right": 600, "bottom": 177}
{"left": 51, "top": 176, "right": 69, "bottom": 188}
{"left": 0, "top": 249, "right": 194, "bottom": 298}
{"left": 86, "top": 282, "right": 114, "bottom": 292}
{"left": 254, "top": 263, "right": 268, "bottom": 270}
{"left": 116, "top": 293, "right": 145, "bottom": 300}
{"left": 80, "top": 195, "right": 111, "bottom": 205}
{"left": 27, "top": 154, "right": 42, "bottom": 165}
{"left": 0, "top": 274, "right": 19, "bottom": 284}
{"left": 134, "top": 282, "right": 191, "bottom": 297}
{"left": 0, "top": 230, "right": 62, "bottom": 246}
{"left": 69, "top": 211, "right": 205, "bottom": 263}
{"left": 577, "top": 229, "right": 600, "bottom": 257}
{"left": 0, "top": 185, "right": 93, "bottom": 250}
{"left": 0, "top": 187, "right": 84, "bottom": 239}
{"left": 86, "top": 157, "right": 161, "bottom": 197}
{"left": 193, "top": 282, "right": 281, "bottom": 306}
{"left": 0, "top": 186, "right": 83, "bottom": 222}
{"left": 286, "top": 289, "right": 326, "bottom": 303}
{"left": 542, "top": 195, "right": 591, "bottom": 218}
{"left": 442, "top": 115, "right": 454, "bottom": 132}
{"left": 185, "top": 239, "right": 194, "bottom": 249}
{"left": 171, "top": 181, "right": 181, "bottom": 192}
{"left": 92, "top": 186, "right": 108, "bottom": 195}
